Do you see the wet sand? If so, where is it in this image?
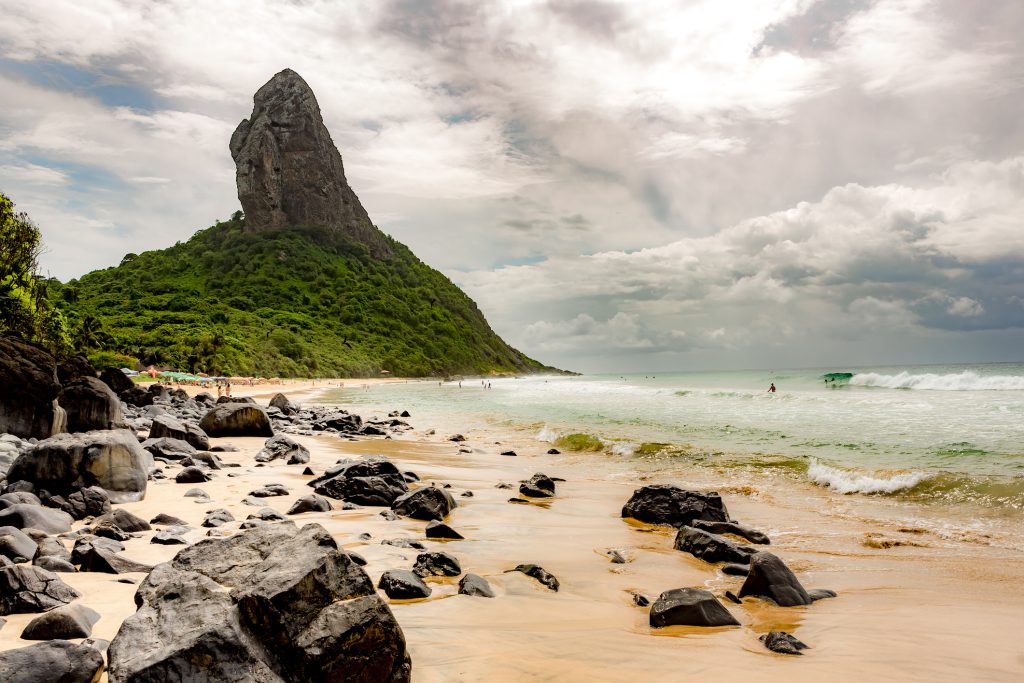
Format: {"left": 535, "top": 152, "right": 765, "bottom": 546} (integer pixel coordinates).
{"left": 2, "top": 389, "right": 1022, "bottom": 682}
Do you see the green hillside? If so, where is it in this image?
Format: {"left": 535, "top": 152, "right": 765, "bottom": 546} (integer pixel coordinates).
{"left": 54, "top": 213, "right": 554, "bottom": 378}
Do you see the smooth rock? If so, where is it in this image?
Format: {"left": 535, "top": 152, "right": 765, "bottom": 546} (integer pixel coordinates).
{"left": 739, "top": 552, "right": 812, "bottom": 606}
{"left": 649, "top": 587, "right": 740, "bottom": 628}
{"left": 519, "top": 472, "right": 556, "bottom": 498}
{"left": 412, "top": 551, "right": 461, "bottom": 577}
{"left": 378, "top": 569, "right": 431, "bottom": 600}
{"left": 21, "top": 604, "right": 101, "bottom": 640}
{"left": 424, "top": 520, "right": 464, "bottom": 540}
{"left": 674, "top": 525, "right": 757, "bottom": 565}
{"left": 622, "top": 484, "right": 730, "bottom": 528}
{"left": 0, "top": 640, "right": 104, "bottom": 683}
{"left": 198, "top": 403, "right": 273, "bottom": 437}
{"left": 288, "top": 494, "right": 332, "bottom": 515}
{"left": 512, "top": 564, "right": 559, "bottom": 591}
{"left": 0, "top": 564, "right": 80, "bottom": 614}
{"left": 458, "top": 573, "right": 495, "bottom": 598}
{"left": 391, "top": 487, "right": 456, "bottom": 521}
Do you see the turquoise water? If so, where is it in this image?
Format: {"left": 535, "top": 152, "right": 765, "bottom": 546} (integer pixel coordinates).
{"left": 322, "top": 363, "right": 1024, "bottom": 509}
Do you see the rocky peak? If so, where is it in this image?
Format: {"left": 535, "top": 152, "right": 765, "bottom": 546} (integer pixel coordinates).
{"left": 230, "top": 68, "right": 392, "bottom": 258}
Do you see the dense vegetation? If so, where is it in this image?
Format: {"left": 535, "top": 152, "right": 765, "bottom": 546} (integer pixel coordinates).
{"left": 0, "top": 193, "right": 71, "bottom": 353}
{"left": 52, "top": 214, "right": 555, "bottom": 378}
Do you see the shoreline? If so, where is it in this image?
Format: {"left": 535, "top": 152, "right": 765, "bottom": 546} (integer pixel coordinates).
{"left": 2, "top": 387, "right": 1022, "bottom": 681}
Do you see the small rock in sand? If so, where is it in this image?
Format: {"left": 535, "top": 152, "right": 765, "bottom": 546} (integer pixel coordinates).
{"left": 512, "top": 564, "right": 559, "bottom": 591}
{"left": 760, "top": 630, "right": 808, "bottom": 655}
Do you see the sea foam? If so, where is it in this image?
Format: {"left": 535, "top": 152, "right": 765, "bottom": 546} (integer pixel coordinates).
{"left": 807, "top": 459, "right": 931, "bottom": 494}
{"left": 850, "top": 371, "right": 1024, "bottom": 391}
{"left": 536, "top": 425, "right": 559, "bottom": 443}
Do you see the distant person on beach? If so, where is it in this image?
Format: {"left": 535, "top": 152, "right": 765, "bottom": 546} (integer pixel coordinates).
{"left": 768, "top": 383, "right": 776, "bottom": 393}
{"left": 226, "top": 382, "right": 231, "bottom": 397}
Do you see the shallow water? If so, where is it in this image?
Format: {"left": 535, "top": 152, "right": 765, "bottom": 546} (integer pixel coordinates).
{"left": 323, "top": 363, "right": 1024, "bottom": 522}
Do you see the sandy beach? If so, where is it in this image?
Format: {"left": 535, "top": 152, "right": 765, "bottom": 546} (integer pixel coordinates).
{"left": 2, "top": 382, "right": 1022, "bottom": 682}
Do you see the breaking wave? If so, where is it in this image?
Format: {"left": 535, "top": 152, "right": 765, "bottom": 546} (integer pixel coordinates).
{"left": 807, "top": 459, "right": 931, "bottom": 494}
{"left": 849, "top": 371, "right": 1024, "bottom": 391}
{"left": 536, "top": 425, "right": 559, "bottom": 443}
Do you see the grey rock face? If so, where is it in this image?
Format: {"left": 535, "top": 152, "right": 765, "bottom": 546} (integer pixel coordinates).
{"left": 0, "top": 335, "right": 67, "bottom": 439}
{"left": 108, "top": 522, "right": 409, "bottom": 683}
{"left": 0, "top": 564, "right": 80, "bottom": 615}
{"left": 199, "top": 403, "right": 273, "bottom": 437}
{"left": 288, "top": 494, "right": 332, "bottom": 515}
{"left": 0, "top": 526, "right": 37, "bottom": 562}
{"left": 230, "top": 68, "right": 393, "bottom": 259}
{"left": 9, "top": 430, "right": 153, "bottom": 503}
{"left": 378, "top": 569, "right": 431, "bottom": 600}
{"left": 0, "top": 640, "right": 105, "bottom": 683}
{"left": 0, "top": 504, "right": 73, "bottom": 534}
{"left": 648, "top": 588, "right": 739, "bottom": 628}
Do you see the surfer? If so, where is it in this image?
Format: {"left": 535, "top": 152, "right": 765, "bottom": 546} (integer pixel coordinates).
{"left": 768, "top": 383, "right": 776, "bottom": 393}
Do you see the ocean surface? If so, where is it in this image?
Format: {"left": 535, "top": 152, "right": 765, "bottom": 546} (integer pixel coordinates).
{"left": 321, "top": 363, "right": 1024, "bottom": 513}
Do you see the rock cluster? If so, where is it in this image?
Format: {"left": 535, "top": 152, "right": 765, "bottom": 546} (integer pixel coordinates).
{"left": 107, "top": 522, "right": 411, "bottom": 682}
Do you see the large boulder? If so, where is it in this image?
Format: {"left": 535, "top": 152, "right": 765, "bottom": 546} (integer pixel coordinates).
{"left": 0, "top": 504, "right": 73, "bottom": 533}
{"left": 312, "top": 457, "right": 409, "bottom": 506}
{"left": 0, "top": 334, "right": 66, "bottom": 439}
{"left": 391, "top": 487, "right": 456, "bottom": 521}
{"left": 0, "top": 640, "right": 105, "bottom": 683}
{"left": 8, "top": 430, "right": 154, "bottom": 503}
{"left": 108, "top": 522, "right": 410, "bottom": 682}
{"left": 0, "top": 525, "right": 37, "bottom": 562}
{"left": 621, "top": 484, "right": 730, "bottom": 528}
{"left": 21, "top": 604, "right": 101, "bottom": 640}
{"left": 649, "top": 588, "right": 740, "bottom": 627}
{"left": 147, "top": 415, "right": 209, "bottom": 451}
{"left": 255, "top": 434, "right": 310, "bottom": 464}
{"left": 99, "top": 367, "right": 134, "bottom": 395}
{"left": 59, "top": 376, "right": 124, "bottom": 433}
{"left": 45, "top": 485, "right": 112, "bottom": 520}
{"left": 378, "top": 569, "right": 431, "bottom": 600}
{"left": 141, "top": 436, "right": 195, "bottom": 461}
{"left": 230, "top": 69, "right": 393, "bottom": 259}
{"left": 199, "top": 403, "right": 273, "bottom": 437}
{"left": 738, "top": 552, "right": 812, "bottom": 606}
{"left": 0, "top": 564, "right": 80, "bottom": 615}
{"left": 268, "top": 393, "right": 297, "bottom": 414}
{"left": 674, "top": 526, "right": 757, "bottom": 565}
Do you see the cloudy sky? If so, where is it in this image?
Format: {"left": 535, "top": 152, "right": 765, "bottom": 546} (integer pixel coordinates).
{"left": 1, "top": 0, "right": 1022, "bottom": 372}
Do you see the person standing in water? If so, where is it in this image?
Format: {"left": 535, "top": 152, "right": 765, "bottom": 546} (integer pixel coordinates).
{"left": 768, "top": 383, "right": 776, "bottom": 393}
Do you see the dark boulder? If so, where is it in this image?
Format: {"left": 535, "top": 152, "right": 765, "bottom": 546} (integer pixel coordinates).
{"left": 0, "top": 564, "right": 80, "bottom": 614}
{"left": 142, "top": 436, "right": 196, "bottom": 460}
{"left": 77, "top": 546, "right": 152, "bottom": 575}
{"left": 151, "top": 529, "right": 189, "bottom": 545}
{"left": 691, "top": 519, "right": 771, "bottom": 545}
{"left": 59, "top": 376, "right": 125, "bottom": 433}
{"left": 674, "top": 526, "right": 757, "bottom": 565}
{"left": 202, "top": 509, "right": 234, "bottom": 528}
{"left": 391, "top": 487, "right": 456, "bottom": 521}
{"left": 21, "top": 604, "right": 101, "bottom": 640}
{"left": 99, "top": 367, "right": 134, "bottom": 395}
{"left": 255, "top": 434, "right": 309, "bottom": 464}
{"left": 622, "top": 484, "right": 730, "bottom": 528}
{"left": 314, "top": 412, "right": 362, "bottom": 432}
{"left": 649, "top": 588, "right": 739, "bottom": 627}
{"left": 56, "top": 355, "right": 97, "bottom": 384}
{"left": 198, "top": 403, "right": 273, "bottom": 437}
{"left": 150, "top": 513, "right": 187, "bottom": 526}
{"left": 458, "top": 573, "right": 495, "bottom": 598}
{"left": 288, "top": 494, "right": 332, "bottom": 515}
{"left": 34, "top": 556, "right": 77, "bottom": 573}
{"left": 739, "top": 552, "right": 812, "bottom": 606}
{"left": 148, "top": 415, "right": 209, "bottom": 450}
{"left": 96, "top": 508, "right": 151, "bottom": 533}
{"left": 0, "top": 504, "right": 73, "bottom": 533}
{"left": 378, "top": 569, "right": 431, "bottom": 599}
{"left": 9, "top": 430, "right": 153, "bottom": 503}
{"left": 316, "top": 475, "right": 408, "bottom": 506}
{"left": 46, "top": 485, "right": 111, "bottom": 520}
{"left": 519, "top": 472, "right": 556, "bottom": 498}
{"left": 109, "top": 520, "right": 410, "bottom": 682}
{"left": 760, "top": 630, "right": 809, "bottom": 655}
{"left": 268, "top": 393, "right": 297, "bottom": 414}
{"left": 0, "top": 335, "right": 67, "bottom": 439}
{"left": 512, "top": 564, "right": 559, "bottom": 591}
{"left": 412, "top": 551, "right": 461, "bottom": 577}
{"left": 0, "top": 640, "right": 105, "bottom": 683}
{"left": 0, "top": 526, "right": 37, "bottom": 562}
{"left": 175, "top": 466, "right": 210, "bottom": 483}
{"left": 425, "top": 520, "right": 464, "bottom": 540}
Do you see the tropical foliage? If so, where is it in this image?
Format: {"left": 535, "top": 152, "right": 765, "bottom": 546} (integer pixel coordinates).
{"left": 51, "top": 213, "right": 555, "bottom": 377}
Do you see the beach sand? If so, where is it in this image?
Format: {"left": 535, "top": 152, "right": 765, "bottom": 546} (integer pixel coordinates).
{"left": 2, "top": 385, "right": 1022, "bottom": 682}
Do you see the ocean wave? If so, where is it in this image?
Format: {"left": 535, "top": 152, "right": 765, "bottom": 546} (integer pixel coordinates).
{"left": 849, "top": 371, "right": 1024, "bottom": 391}
{"left": 536, "top": 425, "right": 558, "bottom": 443}
{"left": 807, "top": 459, "right": 931, "bottom": 494}
{"left": 609, "top": 443, "right": 636, "bottom": 456}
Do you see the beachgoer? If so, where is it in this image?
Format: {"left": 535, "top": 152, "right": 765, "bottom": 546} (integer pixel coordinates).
{"left": 226, "top": 382, "right": 232, "bottom": 397}
{"left": 768, "top": 383, "right": 776, "bottom": 393}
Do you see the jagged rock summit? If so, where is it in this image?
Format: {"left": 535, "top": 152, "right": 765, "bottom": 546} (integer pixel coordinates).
{"left": 230, "top": 68, "right": 393, "bottom": 258}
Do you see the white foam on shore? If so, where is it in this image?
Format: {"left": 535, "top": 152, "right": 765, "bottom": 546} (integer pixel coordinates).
{"left": 609, "top": 443, "right": 636, "bottom": 456}
{"left": 807, "top": 458, "right": 931, "bottom": 494}
{"left": 536, "top": 425, "right": 559, "bottom": 443}
{"left": 850, "top": 371, "right": 1024, "bottom": 391}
